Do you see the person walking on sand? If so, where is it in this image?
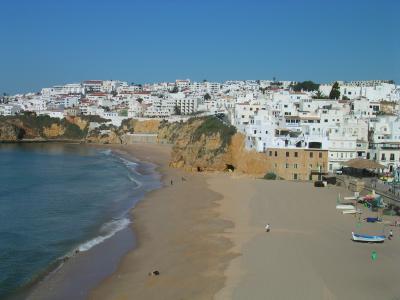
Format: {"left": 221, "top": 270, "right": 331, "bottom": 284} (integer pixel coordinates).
{"left": 389, "top": 229, "right": 393, "bottom": 240}
{"left": 265, "top": 223, "right": 270, "bottom": 232}
{"left": 170, "top": 179, "right": 173, "bottom": 186}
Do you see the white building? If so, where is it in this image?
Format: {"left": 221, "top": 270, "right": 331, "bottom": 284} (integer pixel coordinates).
{"left": 0, "top": 104, "right": 21, "bottom": 116}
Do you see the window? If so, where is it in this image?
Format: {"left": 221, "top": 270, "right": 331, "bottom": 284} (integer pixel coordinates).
{"left": 286, "top": 152, "right": 289, "bottom": 157}
{"left": 285, "top": 163, "right": 289, "bottom": 169}
{"left": 381, "top": 154, "right": 386, "bottom": 161}
{"left": 390, "top": 153, "right": 395, "bottom": 161}
{"left": 294, "top": 152, "right": 298, "bottom": 157}
{"left": 254, "top": 130, "right": 257, "bottom": 134}
{"left": 310, "top": 152, "right": 313, "bottom": 158}
{"left": 275, "top": 151, "right": 278, "bottom": 157}
{"left": 294, "top": 164, "right": 298, "bottom": 169}
{"left": 319, "top": 152, "right": 322, "bottom": 158}
{"left": 269, "top": 151, "right": 272, "bottom": 156}
{"left": 293, "top": 173, "right": 298, "bottom": 180}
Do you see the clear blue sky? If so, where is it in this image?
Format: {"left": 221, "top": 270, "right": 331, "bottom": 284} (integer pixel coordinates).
{"left": 0, "top": 0, "right": 399, "bottom": 94}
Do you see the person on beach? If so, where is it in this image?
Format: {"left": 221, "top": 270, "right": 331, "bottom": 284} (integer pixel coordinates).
{"left": 389, "top": 229, "right": 393, "bottom": 240}
{"left": 265, "top": 223, "right": 270, "bottom": 232}
{"left": 170, "top": 179, "right": 173, "bottom": 185}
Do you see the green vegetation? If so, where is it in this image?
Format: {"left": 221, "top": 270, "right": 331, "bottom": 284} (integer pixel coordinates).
{"left": 204, "top": 93, "right": 211, "bottom": 100}
{"left": 118, "top": 109, "right": 128, "bottom": 117}
{"left": 312, "top": 90, "right": 329, "bottom": 99}
{"left": 81, "top": 115, "right": 110, "bottom": 123}
{"left": 292, "top": 81, "right": 319, "bottom": 92}
{"left": 192, "top": 116, "right": 236, "bottom": 149}
{"left": 263, "top": 172, "right": 277, "bottom": 180}
{"left": 170, "top": 85, "right": 179, "bottom": 93}
{"left": 61, "top": 120, "right": 86, "bottom": 139}
{"left": 174, "top": 105, "right": 181, "bottom": 115}
{"left": 0, "top": 113, "right": 90, "bottom": 140}
{"left": 329, "top": 81, "right": 340, "bottom": 99}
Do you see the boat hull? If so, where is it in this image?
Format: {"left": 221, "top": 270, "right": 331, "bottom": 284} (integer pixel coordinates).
{"left": 352, "top": 232, "right": 385, "bottom": 243}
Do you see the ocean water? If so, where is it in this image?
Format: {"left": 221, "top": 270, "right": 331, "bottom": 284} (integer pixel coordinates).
{"left": 0, "top": 143, "right": 161, "bottom": 299}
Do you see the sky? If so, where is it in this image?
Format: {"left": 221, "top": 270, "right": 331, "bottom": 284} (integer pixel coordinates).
{"left": 0, "top": 0, "right": 399, "bottom": 94}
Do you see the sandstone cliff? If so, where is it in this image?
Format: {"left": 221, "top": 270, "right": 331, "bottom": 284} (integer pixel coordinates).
{"left": 161, "top": 117, "right": 271, "bottom": 176}
{"left": 0, "top": 114, "right": 272, "bottom": 175}
{"left": 120, "top": 119, "right": 161, "bottom": 134}
{"left": 0, "top": 114, "right": 90, "bottom": 141}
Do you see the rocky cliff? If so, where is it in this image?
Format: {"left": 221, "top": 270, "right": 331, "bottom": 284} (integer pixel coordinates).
{"left": 160, "top": 117, "right": 271, "bottom": 175}
{"left": 0, "top": 114, "right": 88, "bottom": 141}
{"left": 0, "top": 114, "right": 271, "bottom": 175}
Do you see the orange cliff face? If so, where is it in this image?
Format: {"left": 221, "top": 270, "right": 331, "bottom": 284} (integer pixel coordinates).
{"left": 163, "top": 118, "right": 271, "bottom": 176}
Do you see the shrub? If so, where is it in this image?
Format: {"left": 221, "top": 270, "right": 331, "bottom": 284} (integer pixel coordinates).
{"left": 192, "top": 116, "right": 236, "bottom": 149}
{"left": 263, "top": 172, "right": 277, "bottom": 180}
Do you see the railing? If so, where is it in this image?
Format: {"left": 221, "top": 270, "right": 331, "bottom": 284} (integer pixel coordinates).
{"left": 336, "top": 175, "right": 400, "bottom": 207}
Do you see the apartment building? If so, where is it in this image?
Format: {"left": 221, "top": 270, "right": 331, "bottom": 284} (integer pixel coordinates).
{"left": 266, "top": 147, "right": 328, "bottom": 180}
{"left": 0, "top": 104, "right": 21, "bottom": 116}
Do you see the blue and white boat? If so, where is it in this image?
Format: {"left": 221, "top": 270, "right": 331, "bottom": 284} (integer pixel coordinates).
{"left": 352, "top": 232, "right": 385, "bottom": 243}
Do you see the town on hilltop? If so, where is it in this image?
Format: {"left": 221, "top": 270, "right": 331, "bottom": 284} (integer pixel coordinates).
{"left": 1, "top": 79, "right": 400, "bottom": 178}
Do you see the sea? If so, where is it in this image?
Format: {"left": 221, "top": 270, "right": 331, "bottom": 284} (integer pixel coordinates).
{"left": 0, "top": 143, "right": 161, "bottom": 299}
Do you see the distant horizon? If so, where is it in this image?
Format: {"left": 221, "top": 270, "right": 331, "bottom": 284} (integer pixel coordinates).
{"left": 1, "top": 0, "right": 398, "bottom": 94}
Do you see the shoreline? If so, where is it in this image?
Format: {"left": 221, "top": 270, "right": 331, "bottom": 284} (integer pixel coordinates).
{"left": 23, "top": 143, "right": 165, "bottom": 300}
{"left": 88, "top": 144, "right": 235, "bottom": 300}
{"left": 17, "top": 142, "right": 400, "bottom": 300}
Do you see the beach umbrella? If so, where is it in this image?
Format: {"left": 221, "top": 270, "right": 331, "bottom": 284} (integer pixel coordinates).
{"left": 371, "top": 251, "right": 377, "bottom": 261}
{"left": 341, "top": 158, "right": 384, "bottom": 170}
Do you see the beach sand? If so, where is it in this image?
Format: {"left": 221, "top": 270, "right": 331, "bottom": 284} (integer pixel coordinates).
{"left": 28, "top": 143, "right": 400, "bottom": 300}
{"left": 210, "top": 175, "right": 400, "bottom": 300}
{"left": 89, "top": 143, "right": 235, "bottom": 300}
{"left": 91, "top": 144, "right": 400, "bottom": 300}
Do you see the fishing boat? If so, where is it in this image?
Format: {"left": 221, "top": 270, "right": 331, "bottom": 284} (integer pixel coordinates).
{"left": 352, "top": 232, "right": 385, "bottom": 243}
{"left": 343, "top": 196, "right": 357, "bottom": 201}
{"left": 342, "top": 209, "right": 361, "bottom": 215}
{"left": 336, "top": 204, "right": 355, "bottom": 210}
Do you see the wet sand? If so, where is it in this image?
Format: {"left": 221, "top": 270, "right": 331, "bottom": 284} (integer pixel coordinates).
{"left": 89, "top": 143, "right": 235, "bottom": 300}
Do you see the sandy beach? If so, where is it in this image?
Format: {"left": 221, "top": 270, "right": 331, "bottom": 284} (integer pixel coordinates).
{"left": 211, "top": 176, "right": 400, "bottom": 300}
{"left": 26, "top": 143, "right": 400, "bottom": 300}
{"left": 89, "top": 143, "right": 235, "bottom": 300}
{"left": 91, "top": 143, "right": 400, "bottom": 300}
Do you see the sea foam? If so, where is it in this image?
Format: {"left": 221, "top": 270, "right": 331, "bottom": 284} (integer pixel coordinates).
{"left": 77, "top": 218, "right": 131, "bottom": 252}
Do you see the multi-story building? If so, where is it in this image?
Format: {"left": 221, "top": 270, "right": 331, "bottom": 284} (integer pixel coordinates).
{"left": 265, "top": 147, "right": 328, "bottom": 181}
{"left": 0, "top": 104, "right": 21, "bottom": 116}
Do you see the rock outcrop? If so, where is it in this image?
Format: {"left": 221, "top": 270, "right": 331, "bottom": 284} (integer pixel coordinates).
{"left": 0, "top": 122, "right": 24, "bottom": 141}
{"left": 162, "top": 117, "right": 271, "bottom": 175}
{"left": 0, "top": 114, "right": 271, "bottom": 176}
{"left": 86, "top": 129, "right": 122, "bottom": 144}
{"left": 120, "top": 119, "right": 161, "bottom": 134}
{"left": 0, "top": 114, "right": 88, "bottom": 141}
